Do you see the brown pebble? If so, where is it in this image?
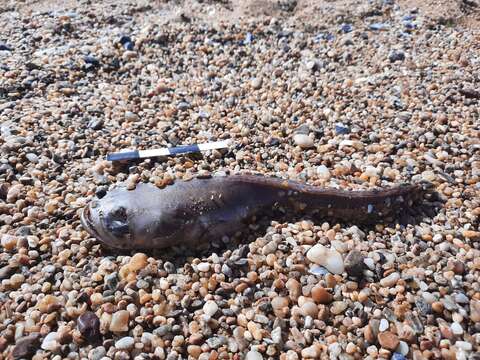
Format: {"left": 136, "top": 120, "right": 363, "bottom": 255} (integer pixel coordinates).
{"left": 0, "top": 336, "right": 7, "bottom": 351}
{"left": 378, "top": 331, "right": 399, "bottom": 351}
{"left": 311, "top": 286, "right": 333, "bottom": 304}
{"left": 364, "top": 325, "right": 376, "bottom": 344}
{"left": 286, "top": 278, "right": 302, "bottom": 300}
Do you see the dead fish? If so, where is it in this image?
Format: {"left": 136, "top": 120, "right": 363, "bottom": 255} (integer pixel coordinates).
{"left": 81, "top": 174, "right": 437, "bottom": 250}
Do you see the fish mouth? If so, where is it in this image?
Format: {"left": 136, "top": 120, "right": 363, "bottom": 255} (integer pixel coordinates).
{"left": 80, "top": 206, "right": 102, "bottom": 240}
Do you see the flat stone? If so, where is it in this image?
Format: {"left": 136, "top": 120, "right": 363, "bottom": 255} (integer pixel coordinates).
{"left": 109, "top": 310, "right": 129, "bottom": 332}
{"left": 378, "top": 331, "right": 399, "bottom": 351}
{"left": 115, "top": 336, "right": 135, "bottom": 350}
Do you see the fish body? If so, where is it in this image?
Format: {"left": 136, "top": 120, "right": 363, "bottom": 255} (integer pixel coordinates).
{"left": 81, "top": 174, "right": 428, "bottom": 250}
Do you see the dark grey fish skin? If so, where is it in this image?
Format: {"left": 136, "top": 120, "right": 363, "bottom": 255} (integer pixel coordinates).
{"left": 80, "top": 174, "right": 431, "bottom": 250}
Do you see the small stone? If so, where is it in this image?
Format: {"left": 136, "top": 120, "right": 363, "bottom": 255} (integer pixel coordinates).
{"left": 246, "top": 350, "right": 263, "bottom": 360}
{"left": 12, "top": 334, "right": 41, "bottom": 359}
{"left": 301, "top": 301, "right": 318, "bottom": 317}
{"left": 328, "top": 342, "right": 342, "bottom": 357}
{"left": 271, "top": 296, "right": 289, "bottom": 318}
{"left": 301, "top": 344, "right": 320, "bottom": 358}
{"left": 187, "top": 345, "right": 202, "bottom": 358}
{"left": 37, "top": 295, "right": 61, "bottom": 313}
{"left": 316, "top": 165, "right": 331, "bottom": 181}
{"left": 378, "top": 331, "right": 399, "bottom": 351}
{"left": 293, "top": 133, "right": 314, "bottom": 149}
{"left": 421, "top": 171, "right": 436, "bottom": 182}
{"left": 26, "top": 153, "right": 39, "bottom": 163}
{"left": 203, "top": 300, "right": 219, "bottom": 317}
{"left": 462, "top": 230, "right": 480, "bottom": 240}
{"left": 455, "top": 341, "right": 472, "bottom": 351}
{"left": 124, "top": 111, "right": 138, "bottom": 122}
{"left": 344, "top": 250, "right": 365, "bottom": 277}
{"left": 1, "top": 234, "right": 17, "bottom": 251}
{"left": 197, "top": 262, "right": 210, "bottom": 272}
{"left": 77, "top": 311, "right": 100, "bottom": 340}
{"left": 389, "top": 50, "right": 405, "bottom": 62}
{"left": 311, "top": 286, "right": 333, "bottom": 304}
{"left": 251, "top": 77, "right": 263, "bottom": 90}
{"left": 470, "top": 299, "right": 480, "bottom": 322}
{"left": 306, "top": 244, "right": 344, "bottom": 274}
{"left": 330, "top": 301, "right": 348, "bottom": 315}
{"left": 89, "top": 346, "right": 107, "bottom": 360}
{"left": 380, "top": 272, "right": 400, "bottom": 287}
{"left": 41, "top": 332, "right": 60, "bottom": 352}
{"left": 379, "top": 319, "right": 389, "bottom": 332}
{"left": 115, "top": 336, "right": 134, "bottom": 350}
{"left": 450, "top": 322, "right": 463, "bottom": 335}
{"left": 110, "top": 310, "right": 129, "bottom": 332}
{"left": 286, "top": 278, "right": 302, "bottom": 299}
{"left": 271, "top": 327, "right": 282, "bottom": 344}
{"left": 397, "top": 341, "right": 409, "bottom": 356}
{"left": 129, "top": 253, "right": 148, "bottom": 271}
{"left": 206, "top": 336, "right": 227, "bottom": 349}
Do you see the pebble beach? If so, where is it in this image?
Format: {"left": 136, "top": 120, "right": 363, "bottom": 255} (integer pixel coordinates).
{"left": 1, "top": 0, "right": 480, "bottom": 359}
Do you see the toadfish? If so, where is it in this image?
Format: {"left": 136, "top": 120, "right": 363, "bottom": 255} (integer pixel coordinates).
{"left": 81, "top": 174, "right": 437, "bottom": 250}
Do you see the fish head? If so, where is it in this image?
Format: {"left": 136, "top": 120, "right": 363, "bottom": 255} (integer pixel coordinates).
{"left": 81, "top": 194, "right": 134, "bottom": 249}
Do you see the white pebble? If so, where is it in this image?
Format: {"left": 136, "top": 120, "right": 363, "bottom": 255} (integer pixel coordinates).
{"left": 363, "top": 257, "right": 375, "bottom": 270}
{"left": 293, "top": 134, "right": 314, "bottom": 149}
{"left": 379, "top": 319, "right": 389, "bottom": 332}
{"left": 306, "top": 244, "right": 345, "bottom": 274}
{"left": 203, "top": 300, "right": 219, "bottom": 317}
{"left": 197, "top": 262, "right": 210, "bottom": 272}
{"left": 41, "top": 332, "right": 60, "bottom": 352}
{"left": 115, "top": 336, "right": 135, "bottom": 350}
{"left": 245, "top": 350, "right": 263, "bottom": 360}
{"left": 397, "top": 341, "right": 409, "bottom": 355}
{"left": 328, "top": 342, "right": 342, "bottom": 358}
{"left": 455, "top": 341, "right": 472, "bottom": 351}
{"left": 316, "top": 165, "right": 331, "bottom": 180}
{"left": 451, "top": 322, "right": 463, "bottom": 335}
{"left": 380, "top": 272, "right": 400, "bottom": 287}
{"left": 422, "top": 292, "right": 436, "bottom": 304}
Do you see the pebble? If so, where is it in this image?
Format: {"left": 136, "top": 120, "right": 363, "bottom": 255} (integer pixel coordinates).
{"left": 115, "top": 336, "right": 135, "bottom": 350}
{"left": 344, "top": 250, "right": 365, "bottom": 277}
{"left": 251, "top": 77, "right": 263, "bottom": 90}
{"left": 379, "top": 319, "right": 389, "bottom": 332}
{"left": 197, "top": 262, "right": 210, "bottom": 272}
{"left": 245, "top": 350, "right": 263, "bottom": 360}
{"left": 203, "top": 300, "right": 219, "bottom": 316}
{"left": 451, "top": 322, "right": 463, "bottom": 335}
{"left": 110, "top": 310, "right": 129, "bottom": 332}
{"left": 41, "top": 332, "right": 60, "bottom": 352}
{"left": 316, "top": 165, "right": 331, "bottom": 180}
{"left": 330, "top": 301, "right": 348, "bottom": 315}
{"left": 77, "top": 311, "right": 100, "bottom": 340}
{"left": 379, "top": 272, "right": 400, "bottom": 287}
{"left": 293, "top": 133, "right": 314, "bottom": 149}
{"left": 306, "top": 244, "right": 344, "bottom": 274}
{"left": 12, "top": 334, "right": 41, "bottom": 359}
{"left": 378, "top": 331, "right": 399, "bottom": 351}
{"left": 311, "top": 286, "right": 333, "bottom": 304}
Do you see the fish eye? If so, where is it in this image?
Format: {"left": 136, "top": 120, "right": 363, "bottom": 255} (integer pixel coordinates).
{"left": 105, "top": 206, "right": 130, "bottom": 236}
